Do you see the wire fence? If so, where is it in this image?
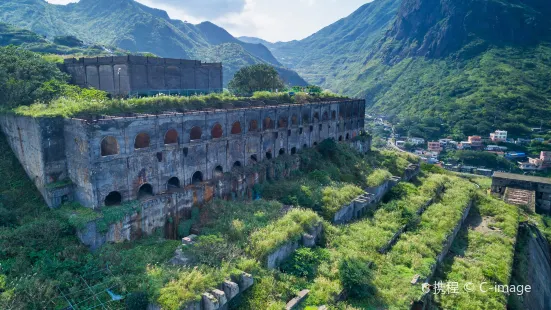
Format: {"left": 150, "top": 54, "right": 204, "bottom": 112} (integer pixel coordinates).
{"left": 53, "top": 266, "right": 126, "bottom": 310}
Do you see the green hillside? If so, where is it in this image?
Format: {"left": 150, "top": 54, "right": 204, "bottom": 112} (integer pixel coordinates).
{"left": 0, "top": 22, "right": 129, "bottom": 56}
{"left": 0, "top": 0, "right": 307, "bottom": 86}
{"left": 256, "top": 0, "right": 551, "bottom": 138}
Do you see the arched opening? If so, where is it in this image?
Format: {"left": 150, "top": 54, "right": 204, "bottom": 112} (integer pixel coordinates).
{"left": 291, "top": 115, "right": 298, "bottom": 126}
{"left": 190, "top": 126, "right": 202, "bottom": 141}
{"left": 265, "top": 151, "right": 273, "bottom": 160}
{"left": 332, "top": 111, "right": 336, "bottom": 120}
{"left": 250, "top": 154, "right": 258, "bottom": 162}
{"left": 232, "top": 161, "right": 242, "bottom": 170}
{"left": 339, "top": 136, "right": 343, "bottom": 141}
{"left": 291, "top": 147, "right": 297, "bottom": 155}
{"left": 339, "top": 111, "right": 344, "bottom": 121}
{"left": 104, "top": 191, "right": 122, "bottom": 206}
{"left": 164, "top": 129, "right": 178, "bottom": 145}
{"left": 310, "top": 125, "right": 314, "bottom": 132}
{"left": 303, "top": 144, "right": 308, "bottom": 148}
{"left": 192, "top": 171, "right": 203, "bottom": 184}
{"left": 211, "top": 123, "right": 223, "bottom": 139}
{"left": 231, "top": 122, "right": 242, "bottom": 134}
{"left": 214, "top": 166, "right": 224, "bottom": 178}
{"left": 134, "top": 133, "right": 150, "bottom": 149}
{"left": 322, "top": 111, "right": 329, "bottom": 121}
{"left": 319, "top": 124, "right": 323, "bottom": 131}
{"left": 167, "top": 177, "right": 180, "bottom": 190}
{"left": 346, "top": 133, "right": 350, "bottom": 140}
{"left": 101, "top": 136, "right": 119, "bottom": 156}
{"left": 302, "top": 113, "right": 309, "bottom": 124}
{"left": 313, "top": 112, "right": 319, "bottom": 122}
{"left": 313, "top": 142, "right": 318, "bottom": 146}
{"left": 278, "top": 117, "right": 288, "bottom": 128}
{"left": 138, "top": 183, "right": 153, "bottom": 199}
{"left": 263, "top": 117, "right": 274, "bottom": 130}
{"left": 249, "top": 120, "right": 259, "bottom": 132}
{"left": 279, "top": 148, "right": 285, "bottom": 155}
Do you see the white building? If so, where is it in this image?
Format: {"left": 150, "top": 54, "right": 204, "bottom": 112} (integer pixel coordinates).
{"left": 408, "top": 137, "right": 425, "bottom": 145}
{"left": 490, "top": 130, "right": 507, "bottom": 142}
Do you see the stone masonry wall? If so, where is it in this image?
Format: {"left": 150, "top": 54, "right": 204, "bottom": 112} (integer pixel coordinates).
{"left": 66, "top": 100, "right": 365, "bottom": 209}
{"left": 63, "top": 56, "right": 223, "bottom": 96}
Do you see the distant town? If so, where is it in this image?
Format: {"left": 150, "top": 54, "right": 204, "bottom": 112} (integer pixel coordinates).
{"left": 369, "top": 115, "right": 551, "bottom": 177}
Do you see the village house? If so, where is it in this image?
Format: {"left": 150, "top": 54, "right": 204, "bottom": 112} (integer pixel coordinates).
{"left": 490, "top": 130, "right": 508, "bottom": 142}
{"left": 428, "top": 141, "right": 443, "bottom": 152}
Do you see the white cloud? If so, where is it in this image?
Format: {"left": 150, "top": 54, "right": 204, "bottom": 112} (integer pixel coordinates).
{"left": 45, "top": 0, "right": 372, "bottom": 42}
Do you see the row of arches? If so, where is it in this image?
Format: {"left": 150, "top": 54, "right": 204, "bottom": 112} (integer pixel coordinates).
{"left": 101, "top": 112, "right": 353, "bottom": 156}
{"left": 101, "top": 132, "right": 358, "bottom": 206}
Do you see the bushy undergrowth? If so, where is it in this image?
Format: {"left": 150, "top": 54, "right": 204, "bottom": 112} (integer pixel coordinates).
{"left": 248, "top": 209, "right": 322, "bottom": 261}
{"left": 321, "top": 185, "right": 364, "bottom": 219}
{"left": 434, "top": 194, "right": 519, "bottom": 309}
{"left": 365, "top": 169, "right": 393, "bottom": 187}
{"left": 14, "top": 91, "right": 346, "bottom": 118}
{"left": 260, "top": 140, "right": 417, "bottom": 220}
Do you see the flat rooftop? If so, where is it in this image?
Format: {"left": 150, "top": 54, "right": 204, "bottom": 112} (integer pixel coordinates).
{"left": 492, "top": 171, "right": 551, "bottom": 185}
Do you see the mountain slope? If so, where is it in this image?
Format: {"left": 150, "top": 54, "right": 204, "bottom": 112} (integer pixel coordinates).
{"left": 252, "top": 0, "right": 401, "bottom": 86}
{"left": 0, "top": 22, "right": 129, "bottom": 55}
{"left": 0, "top": 0, "right": 306, "bottom": 86}
{"left": 256, "top": 0, "right": 551, "bottom": 138}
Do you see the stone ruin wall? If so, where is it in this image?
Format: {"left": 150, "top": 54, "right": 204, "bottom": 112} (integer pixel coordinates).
{"left": 0, "top": 99, "right": 366, "bottom": 204}
{"left": 63, "top": 56, "right": 223, "bottom": 95}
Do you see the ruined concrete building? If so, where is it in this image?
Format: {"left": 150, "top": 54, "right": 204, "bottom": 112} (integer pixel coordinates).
{"left": 1, "top": 97, "right": 366, "bottom": 210}
{"left": 0, "top": 56, "right": 368, "bottom": 247}
{"left": 63, "top": 56, "right": 223, "bottom": 96}
{"left": 491, "top": 172, "right": 551, "bottom": 215}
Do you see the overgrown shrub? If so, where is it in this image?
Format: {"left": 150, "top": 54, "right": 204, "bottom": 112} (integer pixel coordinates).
{"left": 339, "top": 255, "right": 375, "bottom": 298}
{"left": 281, "top": 248, "right": 329, "bottom": 279}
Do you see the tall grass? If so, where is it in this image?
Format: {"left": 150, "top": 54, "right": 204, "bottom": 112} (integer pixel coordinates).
{"left": 248, "top": 209, "right": 322, "bottom": 260}
{"left": 14, "top": 91, "right": 349, "bottom": 118}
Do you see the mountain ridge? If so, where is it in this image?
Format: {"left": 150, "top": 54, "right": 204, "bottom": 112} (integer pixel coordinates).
{"left": 0, "top": 0, "right": 307, "bottom": 86}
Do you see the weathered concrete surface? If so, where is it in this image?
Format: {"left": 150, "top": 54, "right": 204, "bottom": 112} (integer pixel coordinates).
{"left": 0, "top": 115, "right": 71, "bottom": 208}
{"left": 64, "top": 56, "right": 223, "bottom": 95}
{"left": 286, "top": 289, "right": 310, "bottom": 310}
{"left": 519, "top": 224, "right": 551, "bottom": 310}
{"left": 1, "top": 99, "right": 366, "bottom": 210}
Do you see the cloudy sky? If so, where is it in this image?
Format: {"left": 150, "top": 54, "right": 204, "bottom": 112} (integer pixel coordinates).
{"left": 46, "top": 0, "right": 371, "bottom": 42}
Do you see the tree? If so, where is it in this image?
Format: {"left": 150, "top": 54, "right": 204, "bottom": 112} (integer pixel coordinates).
{"left": 0, "top": 45, "right": 68, "bottom": 108}
{"left": 228, "top": 64, "right": 285, "bottom": 95}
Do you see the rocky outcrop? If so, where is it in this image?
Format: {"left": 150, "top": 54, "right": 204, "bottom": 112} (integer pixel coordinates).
{"left": 379, "top": 0, "right": 551, "bottom": 62}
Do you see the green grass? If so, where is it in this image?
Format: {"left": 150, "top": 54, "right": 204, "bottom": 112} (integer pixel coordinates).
{"left": 370, "top": 176, "right": 477, "bottom": 308}
{"left": 199, "top": 199, "right": 284, "bottom": 245}
{"left": 365, "top": 169, "right": 392, "bottom": 187}
{"left": 321, "top": 184, "right": 364, "bottom": 219}
{"left": 434, "top": 194, "right": 519, "bottom": 309}
{"left": 248, "top": 209, "right": 322, "bottom": 261}
{"left": 13, "top": 91, "right": 348, "bottom": 118}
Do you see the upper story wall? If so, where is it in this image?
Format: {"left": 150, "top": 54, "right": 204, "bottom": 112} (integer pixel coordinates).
{"left": 63, "top": 56, "right": 223, "bottom": 96}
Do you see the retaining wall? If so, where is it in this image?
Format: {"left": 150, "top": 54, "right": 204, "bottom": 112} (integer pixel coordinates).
{"left": 266, "top": 222, "right": 324, "bottom": 269}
